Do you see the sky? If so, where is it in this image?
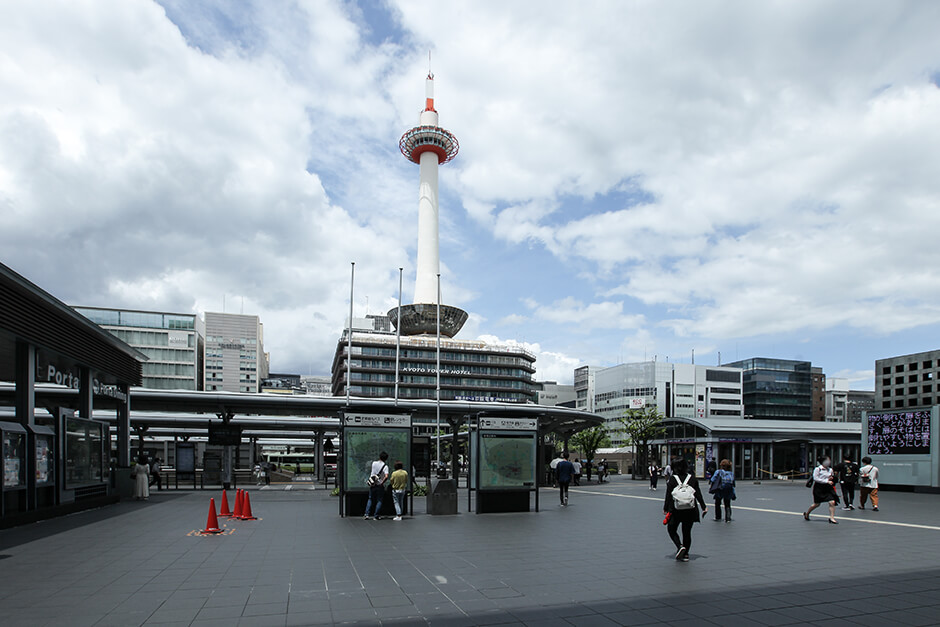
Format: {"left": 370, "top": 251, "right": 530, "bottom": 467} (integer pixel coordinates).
{"left": 2, "top": 1, "right": 940, "bottom": 388}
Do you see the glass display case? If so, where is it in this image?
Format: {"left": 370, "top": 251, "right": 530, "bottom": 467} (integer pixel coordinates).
{"left": 1, "top": 422, "right": 27, "bottom": 490}
{"left": 35, "top": 433, "right": 54, "bottom": 484}
{"left": 64, "top": 417, "right": 104, "bottom": 488}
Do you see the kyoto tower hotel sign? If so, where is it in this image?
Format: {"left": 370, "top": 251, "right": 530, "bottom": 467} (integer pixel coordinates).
{"left": 389, "top": 74, "right": 468, "bottom": 337}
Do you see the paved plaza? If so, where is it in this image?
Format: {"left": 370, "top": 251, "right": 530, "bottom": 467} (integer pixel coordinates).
{"left": 1, "top": 477, "right": 939, "bottom": 626}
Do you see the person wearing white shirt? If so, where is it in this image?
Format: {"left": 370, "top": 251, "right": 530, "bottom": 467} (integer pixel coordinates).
{"left": 364, "top": 452, "right": 389, "bottom": 520}
{"left": 571, "top": 458, "right": 582, "bottom": 486}
{"left": 803, "top": 455, "right": 839, "bottom": 524}
{"left": 858, "top": 456, "right": 880, "bottom": 511}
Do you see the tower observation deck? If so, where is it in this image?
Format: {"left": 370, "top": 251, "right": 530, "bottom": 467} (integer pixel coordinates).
{"left": 389, "top": 73, "right": 468, "bottom": 338}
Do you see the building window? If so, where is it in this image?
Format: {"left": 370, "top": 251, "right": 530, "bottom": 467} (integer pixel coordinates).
{"left": 924, "top": 361, "right": 933, "bottom": 369}
{"left": 896, "top": 365, "right": 904, "bottom": 373}
{"left": 910, "top": 387, "right": 918, "bottom": 395}
{"left": 882, "top": 389, "right": 890, "bottom": 397}
{"left": 924, "top": 398, "right": 933, "bottom": 406}
{"left": 882, "top": 367, "right": 891, "bottom": 375}
{"left": 908, "top": 398, "right": 919, "bottom": 406}
{"left": 895, "top": 377, "right": 904, "bottom": 384}
{"left": 909, "top": 375, "right": 918, "bottom": 383}
{"left": 909, "top": 362, "right": 919, "bottom": 370}
{"left": 924, "top": 385, "right": 933, "bottom": 393}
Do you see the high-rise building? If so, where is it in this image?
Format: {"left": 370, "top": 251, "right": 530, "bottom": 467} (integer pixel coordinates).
{"left": 74, "top": 306, "right": 204, "bottom": 390}
{"left": 589, "top": 361, "right": 743, "bottom": 446}
{"left": 811, "top": 367, "right": 826, "bottom": 421}
{"left": 875, "top": 349, "right": 940, "bottom": 411}
{"left": 331, "top": 316, "right": 536, "bottom": 403}
{"left": 723, "top": 358, "right": 812, "bottom": 420}
{"left": 573, "top": 365, "right": 597, "bottom": 411}
{"left": 204, "top": 312, "right": 267, "bottom": 393}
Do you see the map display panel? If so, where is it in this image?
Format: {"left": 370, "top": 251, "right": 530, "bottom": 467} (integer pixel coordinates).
{"left": 343, "top": 427, "right": 410, "bottom": 492}
{"left": 478, "top": 432, "right": 536, "bottom": 489}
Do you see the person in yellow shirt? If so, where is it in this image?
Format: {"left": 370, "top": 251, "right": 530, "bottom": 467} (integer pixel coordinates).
{"left": 390, "top": 461, "right": 409, "bottom": 521}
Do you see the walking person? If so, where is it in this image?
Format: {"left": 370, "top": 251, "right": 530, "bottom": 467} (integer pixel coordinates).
{"left": 709, "top": 459, "right": 736, "bottom": 522}
{"left": 132, "top": 454, "right": 150, "bottom": 501}
{"left": 149, "top": 456, "right": 162, "bottom": 491}
{"left": 597, "top": 459, "right": 607, "bottom": 483}
{"left": 835, "top": 454, "right": 859, "bottom": 510}
{"left": 364, "top": 451, "right": 389, "bottom": 520}
{"left": 389, "top": 460, "right": 408, "bottom": 521}
{"left": 663, "top": 458, "right": 708, "bottom": 561}
{"left": 804, "top": 455, "right": 840, "bottom": 524}
{"left": 649, "top": 461, "right": 660, "bottom": 490}
{"left": 555, "top": 452, "right": 574, "bottom": 506}
{"left": 858, "top": 456, "right": 880, "bottom": 511}
{"left": 585, "top": 460, "right": 593, "bottom": 483}
{"left": 571, "top": 457, "right": 582, "bottom": 486}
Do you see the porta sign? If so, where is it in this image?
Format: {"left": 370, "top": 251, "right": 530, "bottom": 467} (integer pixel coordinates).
{"left": 629, "top": 398, "right": 646, "bottom": 409}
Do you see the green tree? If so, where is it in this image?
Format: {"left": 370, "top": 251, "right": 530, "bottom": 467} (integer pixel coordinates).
{"left": 618, "top": 406, "right": 666, "bottom": 479}
{"left": 569, "top": 426, "right": 610, "bottom": 464}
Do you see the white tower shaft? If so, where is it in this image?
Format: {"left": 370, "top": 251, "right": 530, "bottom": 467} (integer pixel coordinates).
{"left": 413, "top": 86, "right": 441, "bottom": 304}
{"left": 414, "top": 149, "right": 440, "bottom": 304}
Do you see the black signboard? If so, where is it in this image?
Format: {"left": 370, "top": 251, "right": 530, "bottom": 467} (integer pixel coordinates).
{"left": 208, "top": 422, "right": 242, "bottom": 446}
{"left": 868, "top": 411, "right": 931, "bottom": 455}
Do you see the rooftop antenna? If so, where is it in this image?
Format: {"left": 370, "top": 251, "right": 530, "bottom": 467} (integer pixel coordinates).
{"left": 428, "top": 49, "right": 433, "bottom": 78}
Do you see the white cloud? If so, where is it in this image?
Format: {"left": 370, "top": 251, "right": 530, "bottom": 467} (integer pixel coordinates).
{"left": 477, "top": 334, "right": 581, "bottom": 384}
{"left": 4, "top": 0, "right": 939, "bottom": 383}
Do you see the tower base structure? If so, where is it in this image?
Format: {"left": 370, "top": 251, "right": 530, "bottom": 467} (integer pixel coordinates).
{"left": 388, "top": 304, "right": 468, "bottom": 338}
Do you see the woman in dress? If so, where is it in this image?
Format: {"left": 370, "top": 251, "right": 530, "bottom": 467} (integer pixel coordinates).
{"left": 804, "top": 455, "right": 839, "bottom": 524}
{"left": 132, "top": 454, "right": 150, "bottom": 501}
{"left": 663, "top": 457, "right": 708, "bottom": 561}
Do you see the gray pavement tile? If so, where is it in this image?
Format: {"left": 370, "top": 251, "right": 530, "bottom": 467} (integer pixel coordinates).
{"left": 285, "top": 610, "right": 334, "bottom": 626}
{"left": 143, "top": 607, "right": 201, "bottom": 624}
{"left": 331, "top": 607, "right": 380, "bottom": 622}
{"left": 195, "top": 604, "right": 246, "bottom": 620}
{"left": 565, "top": 615, "right": 620, "bottom": 627}
{"left": 237, "top": 616, "right": 287, "bottom": 627}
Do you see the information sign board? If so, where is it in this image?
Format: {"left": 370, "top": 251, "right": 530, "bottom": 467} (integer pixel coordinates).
{"left": 344, "top": 414, "right": 412, "bottom": 428}
{"left": 478, "top": 417, "right": 537, "bottom": 431}
{"left": 868, "top": 411, "right": 931, "bottom": 455}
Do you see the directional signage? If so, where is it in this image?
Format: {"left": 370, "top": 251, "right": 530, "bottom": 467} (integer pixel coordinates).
{"left": 478, "top": 417, "right": 538, "bottom": 431}
{"left": 342, "top": 413, "right": 412, "bottom": 428}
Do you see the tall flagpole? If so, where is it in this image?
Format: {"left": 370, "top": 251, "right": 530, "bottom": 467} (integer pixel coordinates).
{"left": 395, "top": 267, "right": 402, "bottom": 406}
{"left": 346, "top": 262, "right": 355, "bottom": 405}
{"left": 436, "top": 272, "right": 441, "bottom": 468}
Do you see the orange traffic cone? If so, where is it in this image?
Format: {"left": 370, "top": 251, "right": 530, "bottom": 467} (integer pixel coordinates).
{"left": 219, "top": 490, "right": 232, "bottom": 517}
{"left": 232, "top": 489, "right": 243, "bottom": 519}
{"left": 200, "top": 498, "right": 223, "bottom": 534}
{"left": 240, "top": 491, "right": 257, "bottom": 520}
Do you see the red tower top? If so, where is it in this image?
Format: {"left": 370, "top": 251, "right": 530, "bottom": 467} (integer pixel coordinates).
{"left": 399, "top": 74, "right": 459, "bottom": 164}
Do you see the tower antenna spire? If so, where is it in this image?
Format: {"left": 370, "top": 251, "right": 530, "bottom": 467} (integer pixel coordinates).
{"left": 428, "top": 50, "right": 433, "bottom": 79}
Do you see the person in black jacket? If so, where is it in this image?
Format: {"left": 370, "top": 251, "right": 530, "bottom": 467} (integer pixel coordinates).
{"left": 663, "top": 457, "right": 708, "bottom": 562}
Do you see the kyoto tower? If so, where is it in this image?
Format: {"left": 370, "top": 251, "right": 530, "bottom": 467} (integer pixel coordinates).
{"left": 388, "top": 73, "right": 468, "bottom": 337}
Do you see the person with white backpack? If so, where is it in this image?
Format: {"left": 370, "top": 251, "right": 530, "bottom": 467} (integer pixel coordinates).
{"left": 662, "top": 458, "right": 708, "bottom": 562}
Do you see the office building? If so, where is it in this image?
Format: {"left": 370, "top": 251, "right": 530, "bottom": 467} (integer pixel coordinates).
{"left": 535, "top": 381, "right": 576, "bottom": 407}
{"left": 875, "top": 349, "right": 940, "bottom": 411}
{"left": 204, "top": 312, "right": 267, "bottom": 393}
{"left": 723, "top": 358, "right": 813, "bottom": 420}
{"left": 589, "top": 361, "right": 743, "bottom": 446}
{"left": 261, "top": 373, "right": 304, "bottom": 395}
{"left": 74, "top": 306, "right": 203, "bottom": 390}
{"left": 573, "top": 365, "right": 598, "bottom": 411}
{"left": 331, "top": 315, "right": 536, "bottom": 403}
{"left": 301, "top": 375, "right": 333, "bottom": 397}
{"left": 846, "top": 390, "right": 875, "bottom": 422}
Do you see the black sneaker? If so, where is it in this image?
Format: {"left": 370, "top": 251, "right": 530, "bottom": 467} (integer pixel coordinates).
{"left": 680, "top": 554, "right": 690, "bottom": 562}
{"left": 675, "top": 546, "right": 687, "bottom": 560}
{"left": 872, "top": 507, "right": 879, "bottom": 511}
